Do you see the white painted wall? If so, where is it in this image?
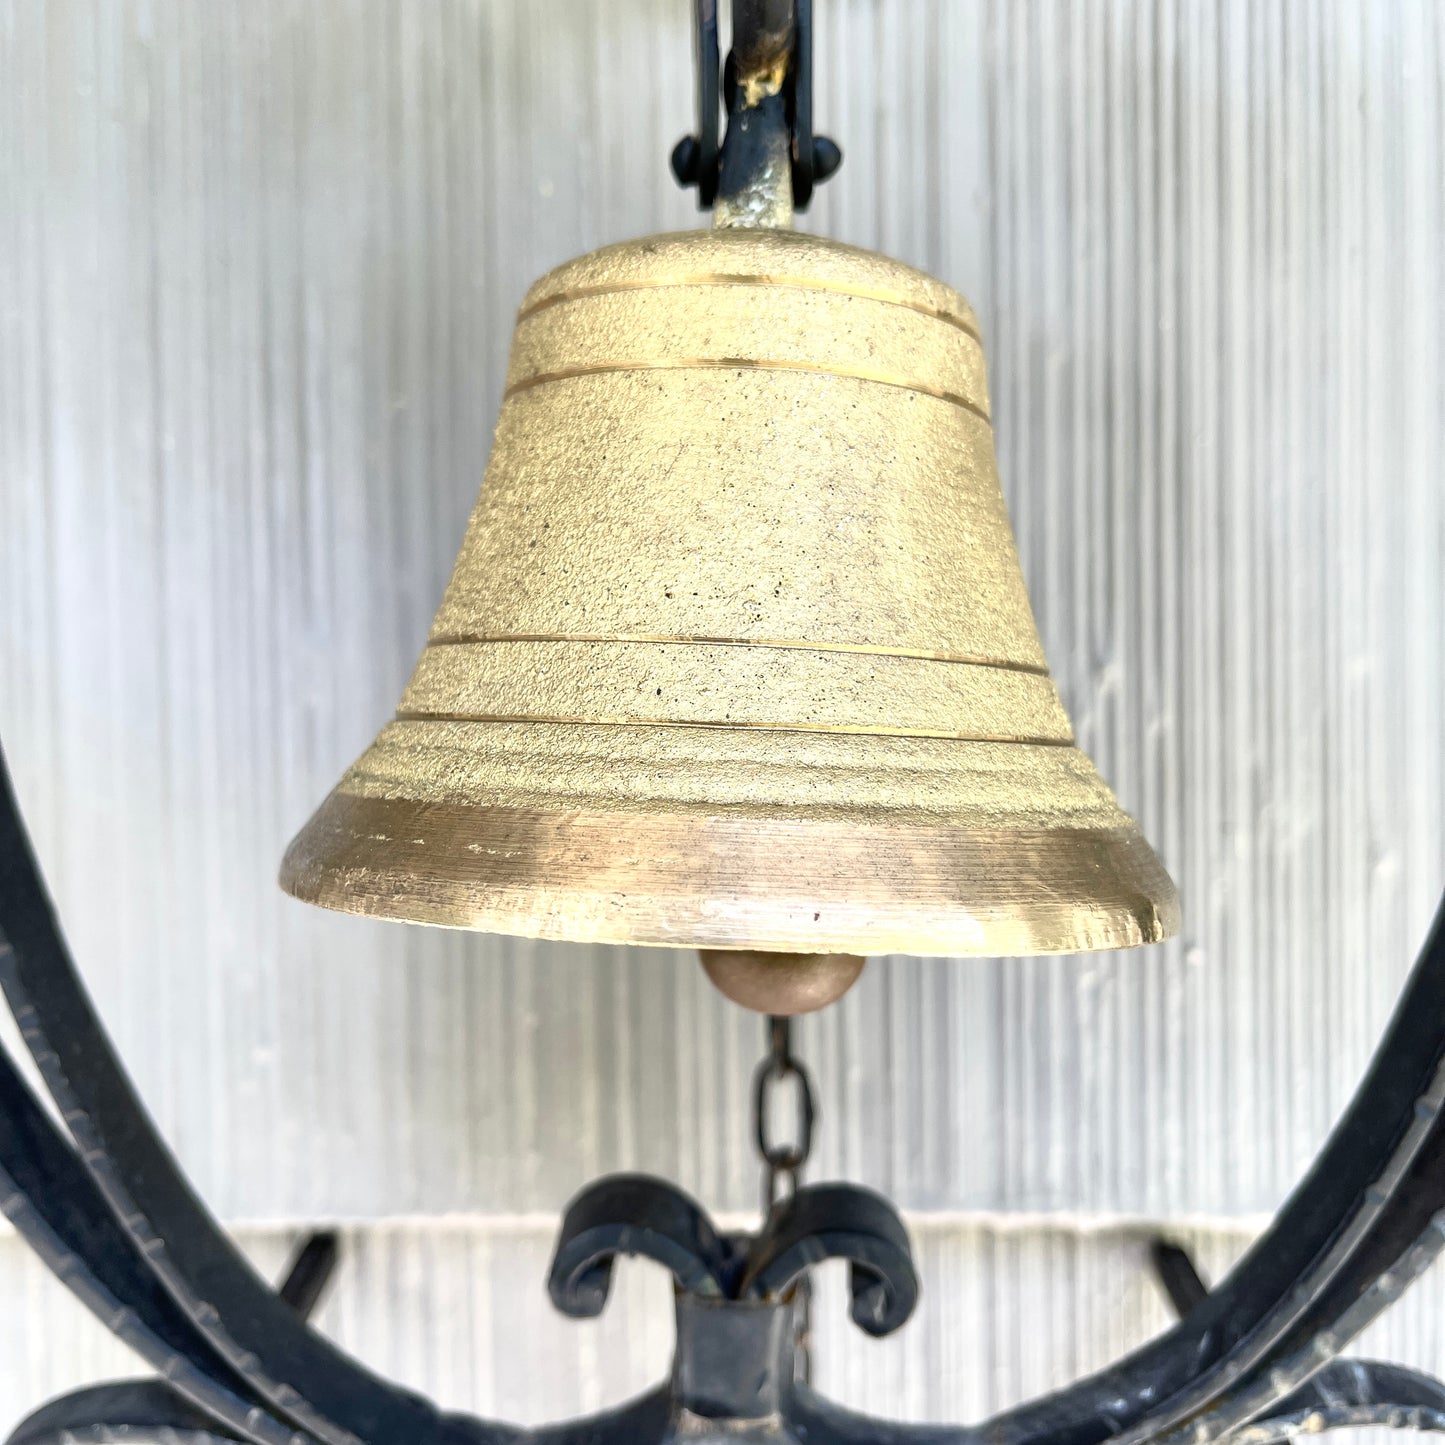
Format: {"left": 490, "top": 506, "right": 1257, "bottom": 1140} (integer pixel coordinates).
{"left": 0, "top": 0, "right": 1441, "bottom": 1431}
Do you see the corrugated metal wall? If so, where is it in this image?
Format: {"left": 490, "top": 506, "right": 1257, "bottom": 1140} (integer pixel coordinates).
{"left": 1, "top": 0, "right": 1441, "bottom": 1429}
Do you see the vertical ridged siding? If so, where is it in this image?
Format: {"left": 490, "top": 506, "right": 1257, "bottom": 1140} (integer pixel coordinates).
{"left": 4, "top": 1221, "right": 1445, "bottom": 1428}
{"left": 0, "top": 0, "right": 1441, "bottom": 1428}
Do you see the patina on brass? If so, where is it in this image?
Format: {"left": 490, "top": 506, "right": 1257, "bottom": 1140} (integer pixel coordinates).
{"left": 699, "top": 949, "right": 865, "bottom": 1015}
{"left": 280, "top": 227, "right": 1180, "bottom": 962}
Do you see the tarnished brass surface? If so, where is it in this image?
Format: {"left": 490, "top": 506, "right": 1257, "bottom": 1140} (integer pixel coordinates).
{"left": 399, "top": 639, "right": 1070, "bottom": 739}
{"left": 282, "top": 795, "right": 1176, "bottom": 955}
{"left": 280, "top": 229, "right": 1180, "bottom": 957}
{"left": 315, "top": 721, "right": 1131, "bottom": 823}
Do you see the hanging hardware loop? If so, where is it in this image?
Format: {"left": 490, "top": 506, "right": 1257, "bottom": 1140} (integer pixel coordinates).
{"left": 671, "top": 0, "right": 841, "bottom": 214}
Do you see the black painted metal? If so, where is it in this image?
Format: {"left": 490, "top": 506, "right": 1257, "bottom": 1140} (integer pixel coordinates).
{"left": 754, "top": 1015, "right": 816, "bottom": 1208}
{"left": 548, "top": 1174, "right": 735, "bottom": 1315}
{"left": 713, "top": 68, "right": 790, "bottom": 211}
{"left": 741, "top": 1182, "right": 918, "bottom": 1337}
{"left": 670, "top": 0, "right": 838, "bottom": 209}
{"left": 548, "top": 1172, "right": 917, "bottom": 1340}
{"left": 674, "top": 1293, "right": 795, "bottom": 1419}
{"left": 22, "top": 1360, "right": 1445, "bottom": 1445}
{"left": 1235, "top": 1360, "right": 1445, "bottom": 1442}
{"left": 978, "top": 895, "right": 1445, "bottom": 1445}
{"left": 0, "top": 746, "right": 509, "bottom": 1445}
{"left": 278, "top": 1233, "right": 343, "bottom": 1322}
{"left": 0, "top": 1040, "right": 308, "bottom": 1445}
{"left": 3, "top": 719, "right": 1445, "bottom": 1445}
{"left": 1146, "top": 1244, "right": 1445, "bottom": 1442}
{"left": 9, "top": 1382, "right": 256, "bottom": 1445}
{"left": 789, "top": 0, "right": 844, "bottom": 206}
{"left": 670, "top": 0, "right": 720, "bottom": 203}
{"left": 1148, "top": 1240, "right": 1210, "bottom": 1319}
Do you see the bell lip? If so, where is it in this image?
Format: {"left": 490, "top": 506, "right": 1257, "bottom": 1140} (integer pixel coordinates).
{"left": 279, "top": 792, "right": 1180, "bottom": 959}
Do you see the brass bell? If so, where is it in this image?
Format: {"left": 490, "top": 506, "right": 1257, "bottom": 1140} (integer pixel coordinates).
{"left": 280, "top": 228, "right": 1179, "bottom": 999}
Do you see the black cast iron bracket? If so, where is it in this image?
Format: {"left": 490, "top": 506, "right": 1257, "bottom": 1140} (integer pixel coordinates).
{"left": 547, "top": 1172, "right": 919, "bottom": 1338}
{"left": 670, "top": 0, "right": 841, "bottom": 210}
{"left": 3, "top": 724, "right": 1445, "bottom": 1444}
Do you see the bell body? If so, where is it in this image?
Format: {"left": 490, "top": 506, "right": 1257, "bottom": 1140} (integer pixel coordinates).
{"left": 281, "top": 229, "right": 1179, "bottom": 956}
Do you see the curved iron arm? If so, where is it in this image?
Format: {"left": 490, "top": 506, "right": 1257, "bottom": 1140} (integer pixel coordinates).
{"left": 8, "top": 1382, "right": 257, "bottom": 1445}
{"left": 0, "top": 745, "right": 514, "bottom": 1445}
{"left": 1230, "top": 1359, "right": 1445, "bottom": 1444}
{"left": 971, "top": 894, "right": 1445, "bottom": 1445}
{"left": 778, "top": 1359, "right": 1445, "bottom": 1445}
{"left": 1235, "top": 1403, "right": 1445, "bottom": 1445}
{"left": 0, "top": 1041, "right": 311, "bottom": 1445}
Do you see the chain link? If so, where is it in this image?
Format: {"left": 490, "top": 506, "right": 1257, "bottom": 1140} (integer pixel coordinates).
{"left": 752, "top": 1016, "right": 816, "bottom": 1211}
{"left": 751, "top": 1014, "right": 818, "bottom": 1384}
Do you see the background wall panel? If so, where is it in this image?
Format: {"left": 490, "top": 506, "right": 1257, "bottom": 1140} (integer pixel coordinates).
{"left": 0, "top": 0, "right": 1441, "bottom": 1428}
{"left": 5, "top": 1222, "right": 1445, "bottom": 1429}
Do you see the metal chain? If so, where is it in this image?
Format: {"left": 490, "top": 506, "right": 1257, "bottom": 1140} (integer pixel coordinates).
{"left": 752, "top": 1015, "right": 816, "bottom": 1211}
{"left": 751, "top": 1014, "right": 817, "bottom": 1384}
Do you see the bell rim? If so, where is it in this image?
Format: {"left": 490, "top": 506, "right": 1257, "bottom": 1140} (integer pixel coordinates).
{"left": 280, "top": 791, "right": 1179, "bottom": 958}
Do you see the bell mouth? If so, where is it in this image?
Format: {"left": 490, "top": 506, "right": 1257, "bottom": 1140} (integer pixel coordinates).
{"left": 280, "top": 788, "right": 1178, "bottom": 958}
